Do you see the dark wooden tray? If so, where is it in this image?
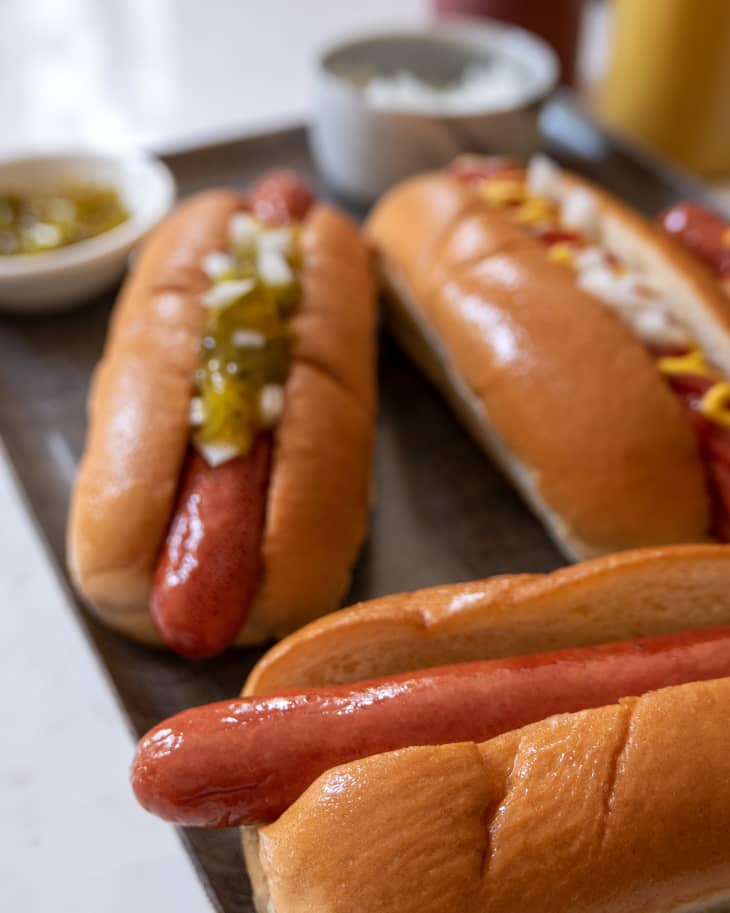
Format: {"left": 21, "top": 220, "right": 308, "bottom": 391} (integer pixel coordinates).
{"left": 0, "top": 91, "right": 714, "bottom": 912}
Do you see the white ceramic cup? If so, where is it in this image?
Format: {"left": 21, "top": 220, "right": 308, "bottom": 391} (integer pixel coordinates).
{"left": 310, "top": 20, "right": 558, "bottom": 203}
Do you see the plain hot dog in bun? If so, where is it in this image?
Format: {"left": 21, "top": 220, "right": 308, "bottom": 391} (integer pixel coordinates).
{"left": 68, "top": 173, "right": 376, "bottom": 656}
{"left": 131, "top": 544, "right": 730, "bottom": 912}
{"left": 366, "top": 156, "right": 730, "bottom": 556}
{"left": 249, "top": 677, "right": 730, "bottom": 913}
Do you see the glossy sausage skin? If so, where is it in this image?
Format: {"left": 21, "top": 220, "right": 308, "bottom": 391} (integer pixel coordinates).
{"left": 643, "top": 202, "right": 730, "bottom": 539}
{"left": 661, "top": 202, "right": 730, "bottom": 278}
{"left": 150, "top": 173, "right": 314, "bottom": 658}
{"left": 248, "top": 170, "right": 315, "bottom": 226}
{"left": 132, "top": 625, "right": 730, "bottom": 826}
{"left": 151, "top": 437, "right": 272, "bottom": 658}
{"left": 446, "top": 155, "right": 522, "bottom": 184}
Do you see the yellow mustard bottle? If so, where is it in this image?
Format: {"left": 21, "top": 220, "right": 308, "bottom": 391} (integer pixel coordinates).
{"left": 598, "top": 0, "right": 730, "bottom": 177}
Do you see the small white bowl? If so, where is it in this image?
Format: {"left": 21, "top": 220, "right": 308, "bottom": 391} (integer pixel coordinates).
{"left": 311, "top": 20, "right": 558, "bottom": 203}
{"left": 0, "top": 151, "right": 176, "bottom": 312}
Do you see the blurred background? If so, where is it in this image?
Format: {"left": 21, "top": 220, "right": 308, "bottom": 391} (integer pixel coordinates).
{"left": 3, "top": 0, "right": 729, "bottom": 182}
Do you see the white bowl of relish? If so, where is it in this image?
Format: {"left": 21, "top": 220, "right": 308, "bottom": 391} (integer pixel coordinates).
{"left": 0, "top": 150, "right": 175, "bottom": 312}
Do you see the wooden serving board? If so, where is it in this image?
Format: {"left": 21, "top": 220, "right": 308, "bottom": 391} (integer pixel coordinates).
{"left": 0, "top": 91, "right": 713, "bottom": 912}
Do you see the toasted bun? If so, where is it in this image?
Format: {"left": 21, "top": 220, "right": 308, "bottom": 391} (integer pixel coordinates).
{"left": 244, "top": 543, "right": 730, "bottom": 694}
{"left": 252, "top": 676, "right": 730, "bottom": 913}
{"left": 68, "top": 194, "right": 375, "bottom": 645}
{"left": 366, "top": 173, "right": 719, "bottom": 559}
{"left": 243, "top": 545, "right": 730, "bottom": 909}
{"left": 67, "top": 191, "right": 237, "bottom": 642}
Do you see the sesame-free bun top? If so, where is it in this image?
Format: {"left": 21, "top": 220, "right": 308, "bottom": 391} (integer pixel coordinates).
{"left": 245, "top": 543, "right": 730, "bottom": 694}
{"left": 366, "top": 173, "right": 718, "bottom": 559}
{"left": 255, "top": 677, "right": 730, "bottom": 913}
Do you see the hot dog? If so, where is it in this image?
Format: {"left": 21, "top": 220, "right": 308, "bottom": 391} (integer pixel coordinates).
{"left": 130, "top": 544, "right": 730, "bottom": 913}
{"left": 652, "top": 201, "right": 730, "bottom": 540}
{"left": 150, "top": 178, "right": 290, "bottom": 657}
{"left": 133, "top": 623, "right": 730, "bottom": 826}
{"left": 68, "top": 172, "right": 376, "bottom": 655}
{"left": 151, "top": 437, "right": 272, "bottom": 657}
{"left": 367, "top": 156, "right": 730, "bottom": 558}
{"left": 660, "top": 200, "right": 730, "bottom": 292}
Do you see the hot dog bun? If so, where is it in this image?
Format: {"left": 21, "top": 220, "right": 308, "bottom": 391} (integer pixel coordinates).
{"left": 245, "top": 543, "right": 730, "bottom": 693}
{"left": 68, "top": 192, "right": 375, "bottom": 645}
{"left": 68, "top": 191, "right": 235, "bottom": 642}
{"left": 250, "top": 677, "right": 730, "bottom": 913}
{"left": 242, "top": 545, "right": 730, "bottom": 911}
{"left": 366, "top": 171, "right": 730, "bottom": 559}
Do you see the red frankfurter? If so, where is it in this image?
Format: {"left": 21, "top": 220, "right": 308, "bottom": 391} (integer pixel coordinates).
{"left": 151, "top": 437, "right": 272, "bottom": 658}
{"left": 248, "top": 170, "right": 315, "bottom": 227}
{"left": 149, "top": 174, "right": 315, "bottom": 658}
{"left": 657, "top": 204, "right": 730, "bottom": 536}
{"left": 661, "top": 202, "right": 730, "bottom": 278}
{"left": 132, "top": 624, "right": 730, "bottom": 826}
{"left": 446, "top": 155, "right": 521, "bottom": 184}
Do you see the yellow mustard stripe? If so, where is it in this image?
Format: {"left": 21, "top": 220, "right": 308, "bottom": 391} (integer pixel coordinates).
{"left": 514, "top": 197, "right": 555, "bottom": 225}
{"left": 478, "top": 179, "right": 525, "bottom": 207}
{"left": 699, "top": 381, "right": 730, "bottom": 430}
{"left": 657, "top": 349, "right": 717, "bottom": 379}
{"left": 547, "top": 242, "right": 576, "bottom": 268}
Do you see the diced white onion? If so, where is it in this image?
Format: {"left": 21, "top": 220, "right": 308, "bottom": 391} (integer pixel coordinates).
{"left": 257, "top": 249, "right": 293, "bottom": 287}
{"left": 202, "top": 251, "right": 232, "bottom": 280}
{"left": 196, "top": 440, "right": 240, "bottom": 468}
{"left": 579, "top": 266, "right": 648, "bottom": 313}
{"left": 578, "top": 265, "right": 690, "bottom": 348}
{"left": 232, "top": 329, "right": 266, "bottom": 349}
{"left": 577, "top": 265, "right": 626, "bottom": 307}
{"left": 26, "top": 222, "right": 62, "bottom": 248}
{"left": 612, "top": 273, "right": 648, "bottom": 311}
{"left": 526, "top": 155, "right": 561, "bottom": 199}
{"left": 189, "top": 396, "right": 205, "bottom": 427}
{"left": 362, "top": 63, "right": 528, "bottom": 114}
{"left": 229, "top": 212, "right": 260, "bottom": 247}
{"left": 633, "top": 309, "right": 691, "bottom": 348}
{"left": 201, "top": 278, "right": 256, "bottom": 309}
{"left": 574, "top": 246, "right": 607, "bottom": 271}
{"left": 47, "top": 198, "right": 76, "bottom": 222}
{"left": 561, "top": 188, "right": 597, "bottom": 236}
{"left": 259, "top": 383, "right": 284, "bottom": 427}
{"left": 257, "top": 226, "right": 293, "bottom": 256}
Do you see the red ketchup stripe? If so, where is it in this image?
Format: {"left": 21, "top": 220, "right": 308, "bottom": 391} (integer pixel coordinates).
{"left": 132, "top": 625, "right": 730, "bottom": 827}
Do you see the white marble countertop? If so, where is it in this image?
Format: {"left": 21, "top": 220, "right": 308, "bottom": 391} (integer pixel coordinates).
{"left": 0, "top": 0, "right": 424, "bottom": 156}
{"left": 0, "top": 447, "right": 211, "bottom": 911}
{"left": 0, "top": 0, "right": 424, "bottom": 909}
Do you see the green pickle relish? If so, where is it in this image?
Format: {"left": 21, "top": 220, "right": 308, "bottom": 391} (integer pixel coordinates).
{"left": 192, "top": 214, "right": 301, "bottom": 461}
{"left": 0, "top": 184, "right": 128, "bottom": 255}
